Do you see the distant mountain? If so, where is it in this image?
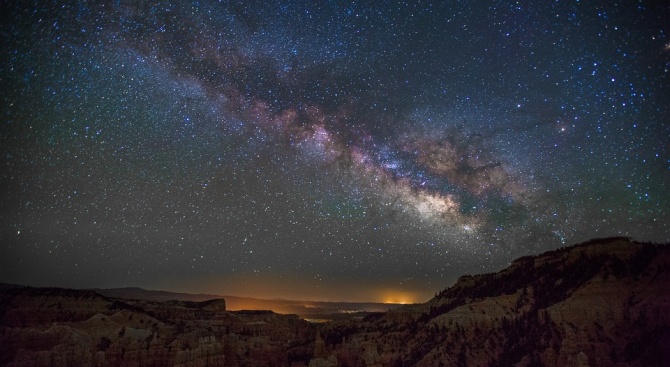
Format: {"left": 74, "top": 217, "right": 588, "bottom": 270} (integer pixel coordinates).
{"left": 1, "top": 237, "right": 668, "bottom": 367}
{"left": 87, "top": 286, "right": 222, "bottom": 303}
{"left": 0, "top": 283, "right": 404, "bottom": 319}
{"left": 90, "top": 287, "right": 403, "bottom": 319}
{"left": 320, "top": 237, "right": 670, "bottom": 366}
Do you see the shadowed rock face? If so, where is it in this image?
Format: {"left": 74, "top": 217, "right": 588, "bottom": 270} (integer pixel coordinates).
{"left": 0, "top": 289, "right": 315, "bottom": 367}
{"left": 319, "top": 237, "right": 670, "bottom": 367}
{"left": 2, "top": 237, "right": 669, "bottom": 367}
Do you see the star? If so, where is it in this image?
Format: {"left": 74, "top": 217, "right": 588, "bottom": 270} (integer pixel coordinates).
{"left": 0, "top": 0, "right": 668, "bottom": 302}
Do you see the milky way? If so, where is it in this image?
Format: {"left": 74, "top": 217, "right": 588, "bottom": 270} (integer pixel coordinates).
{"left": 1, "top": 1, "right": 669, "bottom": 301}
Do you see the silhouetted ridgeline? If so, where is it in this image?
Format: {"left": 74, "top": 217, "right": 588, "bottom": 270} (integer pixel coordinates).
{"left": 319, "top": 237, "right": 670, "bottom": 367}
{"left": 1, "top": 237, "right": 669, "bottom": 366}
{"left": 88, "top": 287, "right": 403, "bottom": 318}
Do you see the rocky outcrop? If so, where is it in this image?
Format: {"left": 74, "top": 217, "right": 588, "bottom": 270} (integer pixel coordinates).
{"left": 363, "top": 343, "right": 382, "bottom": 367}
{"left": 0, "top": 289, "right": 314, "bottom": 367}
{"left": 320, "top": 237, "right": 670, "bottom": 367}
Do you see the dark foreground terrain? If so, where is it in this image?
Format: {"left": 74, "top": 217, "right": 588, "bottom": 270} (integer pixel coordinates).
{"left": 2, "top": 237, "right": 669, "bottom": 366}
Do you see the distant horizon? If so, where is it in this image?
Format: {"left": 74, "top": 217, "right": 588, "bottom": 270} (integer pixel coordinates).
{"left": 0, "top": 279, "right": 434, "bottom": 305}
{"left": 5, "top": 236, "right": 665, "bottom": 304}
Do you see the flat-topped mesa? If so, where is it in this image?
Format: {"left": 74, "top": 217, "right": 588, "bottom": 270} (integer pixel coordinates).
{"left": 196, "top": 298, "right": 227, "bottom": 312}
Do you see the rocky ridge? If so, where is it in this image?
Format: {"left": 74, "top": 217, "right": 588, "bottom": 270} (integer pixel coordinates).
{"left": 319, "top": 237, "right": 670, "bottom": 367}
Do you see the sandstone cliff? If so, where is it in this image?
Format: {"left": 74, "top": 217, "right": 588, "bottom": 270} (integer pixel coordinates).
{"left": 319, "top": 237, "right": 670, "bottom": 367}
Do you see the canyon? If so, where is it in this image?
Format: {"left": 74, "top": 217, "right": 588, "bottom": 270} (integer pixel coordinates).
{"left": 2, "top": 237, "right": 668, "bottom": 366}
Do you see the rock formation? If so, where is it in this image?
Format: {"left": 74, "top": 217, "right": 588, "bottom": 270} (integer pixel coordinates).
{"left": 321, "top": 237, "right": 670, "bottom": 366}
{"left": 308, "top": 331, "right": 338, "bottom": 367}
{"left": 0, "top": 289, "right": 314, "bottom": 367}
{"left": 2, "top": 237, "right": 668, "bottom": 366}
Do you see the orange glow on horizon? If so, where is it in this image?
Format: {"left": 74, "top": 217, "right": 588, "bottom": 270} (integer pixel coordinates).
{"left": 162, "top": 274, "right": 432, "bottom": 305}
{"left": 381, "top": 291, "right": 418, "bottom": 305}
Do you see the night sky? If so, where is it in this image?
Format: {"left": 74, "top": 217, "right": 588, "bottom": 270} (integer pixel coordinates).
{"left": 1, "top": 1, "right": 669, "bottom": 303}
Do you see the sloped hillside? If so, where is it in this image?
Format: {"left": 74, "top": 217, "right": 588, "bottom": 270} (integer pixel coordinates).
{"left": 320, "top": 237, "right": 670, "bottom": 367}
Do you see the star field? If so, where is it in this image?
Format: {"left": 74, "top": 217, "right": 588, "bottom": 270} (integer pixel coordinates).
{"left": 1, "top": 1, "right": 669, "bottom": 302}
